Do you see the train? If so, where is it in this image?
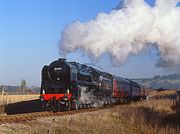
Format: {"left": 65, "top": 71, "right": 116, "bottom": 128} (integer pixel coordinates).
{"left": 40, "top": 58, "right": 146, "bottom": 111}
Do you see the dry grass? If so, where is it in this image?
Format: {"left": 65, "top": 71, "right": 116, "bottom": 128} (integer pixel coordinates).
{"left": 0, "top": 89, "right": 179, "bottom": 133}
{"left": 0, "top": 99, "right": 179, "bottom": 134}
{"left": 0, "top": 110, "right": 141, "bottom": 134}
{"left": 129, "top": 99, "right": 174, "bottom": 113}
{"left": 149, "top": 90, "right": 177, "bottom": 98}
{"left": 0, "top": 94, "right": 39, "bottom": 105}
{"left": 36, "top": 99, "right": 180, "bottom": 134}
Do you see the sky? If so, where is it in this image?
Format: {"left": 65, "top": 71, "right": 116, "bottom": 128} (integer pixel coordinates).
{"left": 0, "top": 0, "right": 179, "bottom": 87}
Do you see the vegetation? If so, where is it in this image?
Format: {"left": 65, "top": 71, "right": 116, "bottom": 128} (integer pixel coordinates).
{"left": 133, "top": 73, "right": 180, "bottom": 89}
{"left": 0, "top": 89, "right": 179, "bottom": 133}
{"left": 50, "top": 99, "right": 179, "bottom": 134}
{"left": 0, "top": 98, "right": 179, "bottom": 134}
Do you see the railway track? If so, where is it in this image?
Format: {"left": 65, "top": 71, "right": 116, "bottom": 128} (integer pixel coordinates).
{"left": 0, "top": 106, "right": 113, "bottom": 124}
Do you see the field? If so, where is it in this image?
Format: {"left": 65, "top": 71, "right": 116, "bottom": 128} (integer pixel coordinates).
{"left": 148, "top": 90, "right": 177, "bottom": 98}
{"left": 0, "top": 94, "right": 39, "bottom": 105}
{"left": 0, "top": 98, "right": 179, "bottom": 134}
{"left": 0, "top": 90, "right": 179, "bottom": 134}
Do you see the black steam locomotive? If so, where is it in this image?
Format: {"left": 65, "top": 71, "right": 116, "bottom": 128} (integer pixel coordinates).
{"left": 40, "top": 59, "right": 146, "bottom": 111}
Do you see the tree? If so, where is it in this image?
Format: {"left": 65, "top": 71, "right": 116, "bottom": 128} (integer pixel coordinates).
{"left": 21, "top": 79, "right": 27, "bottom": 93}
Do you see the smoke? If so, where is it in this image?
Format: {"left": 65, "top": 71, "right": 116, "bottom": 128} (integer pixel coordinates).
{"left": 79, "top": 86, "right": 94, "bottom": 104}
{"left": 79, "top": 86, "right": 115, "bottom": 107}
{"left": 59, "top": 0, "right": 180, "bottom": 68}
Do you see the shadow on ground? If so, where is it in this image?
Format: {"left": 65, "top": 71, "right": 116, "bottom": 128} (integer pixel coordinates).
{"left": 5, "top": 99, "right": 43, "bottom": 115}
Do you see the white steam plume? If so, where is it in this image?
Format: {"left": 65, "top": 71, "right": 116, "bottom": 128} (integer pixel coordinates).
{"left": 59, "top": 0, "right": 180, "bottom": 67}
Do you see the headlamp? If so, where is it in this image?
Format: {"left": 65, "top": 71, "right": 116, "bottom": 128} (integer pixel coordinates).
{"left": 39, "top": 95, "right": 44, "bottom": 101}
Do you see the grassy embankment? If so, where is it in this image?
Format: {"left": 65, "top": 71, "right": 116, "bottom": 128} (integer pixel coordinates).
{"left": 51, "top": 99, "right": 180, "bottom": 134}
{"left": 2, "top": 99, "right": 178, "bottom": 134}
{"left": 0, "top": 90, "right": 179, "bottom": 134}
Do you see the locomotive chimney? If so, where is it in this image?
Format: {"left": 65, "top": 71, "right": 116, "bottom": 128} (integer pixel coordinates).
{"left": 58, "top": 58, "right": 66, "bottom": 61}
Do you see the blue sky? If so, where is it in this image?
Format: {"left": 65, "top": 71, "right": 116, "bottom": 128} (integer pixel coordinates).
{"left": 0, "top": 0, "right": 179, "bottom": 86}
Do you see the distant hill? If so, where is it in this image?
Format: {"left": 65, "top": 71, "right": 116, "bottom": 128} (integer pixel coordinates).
{"left": 133, "top": 73, "right": 180, "bottom": 89}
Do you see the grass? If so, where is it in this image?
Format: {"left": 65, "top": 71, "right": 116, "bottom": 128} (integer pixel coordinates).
{"left": 46, "top": 99, "right": 180, "bottom": 134}
{"left": 129, "top": 99, "right": 174, "bottom": 113}
{"left": 1, "top": 98, "right": 179, "bottom": 134}
{"left": 0, "top": 91, "right": 179, "bottom": 134}
{"left": 0, "top": 94, "right": 39, "bottom": 104}
{"left": 149, "top": 90, "right": 177, "bottom": 98}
